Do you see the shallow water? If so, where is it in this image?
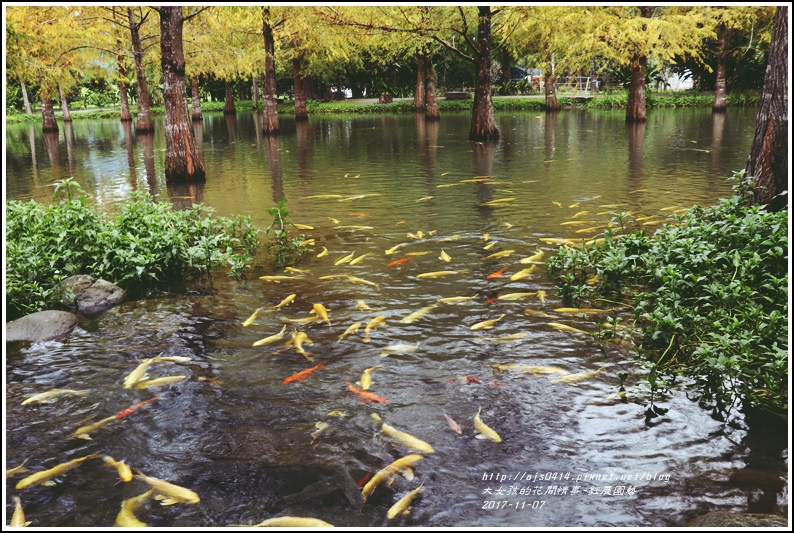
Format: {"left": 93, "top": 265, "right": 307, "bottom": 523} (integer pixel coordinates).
{"left": 4, "top": 108, "right": 788, "bottom": 527}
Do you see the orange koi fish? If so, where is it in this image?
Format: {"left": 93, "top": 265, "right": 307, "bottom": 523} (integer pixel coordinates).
{"left": 116, "top": 397, "right": 158, "bottom": 420}
{"left": 486, "top": 267, "right": 508, "bottom": 279}
{"left": 387, "top": 257, "right": 412, "bottom": 267}
{"left": 444, "top": 413, "right": 462, "bottom": 434}
{"left": 356, "top": 472, "right": 373, "bottom": 488}
{"left": 283, "top": 363, "right": 325, "bottom": 384}
{"left": 345, "top": 380, "right": 389, "bottom": 404}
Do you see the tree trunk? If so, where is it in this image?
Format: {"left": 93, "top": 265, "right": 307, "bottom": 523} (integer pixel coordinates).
{"left": 159, "top": 6, "right": 205, "bottom": 183}
{"left": 500, "top": 47, "right": 512, "bottom": 89}
{"left": 712, "top": 23, "right": 729, "bottom": 112}
{"left": 292, "top": 35, "right": 308, "bottom": 121}
{"left": 191, "top": 77, "right": 203, "bottom": 121}
{"left": 745, "top": 6, "right": 787, "bottom": 212}
{"left": 58, "top": 84, "right": 72, "bottom": 122}
{"left": 544, "top": 52, "right": 560, "bottom": 112}
{"left": 469, "top": 6, "right": 499, "bottom": 141}
{"left": 119, "top": 80, "right": 132, "bottom": 122}
{"left": 626, "top": 7, "right": 652, "bottom": 123}
{"left": 425, "top": 55, "right": 440, "bottom": 121}
{"left": 129, "top": 8, "right": 154, "bottom": 132}
{"left": 252, "top": 74, "right": 259, "bottom": 110}
{"left": 224, "top": 80, "right": 236, "bottom": 114}
{"left": 21, "top": 81, "right": 33, "bottom": 114}
{"left": 413, "top": 53, "right": 426, "bottom": 110}
{"left": 261, "top": 8, "right": 280, "bottom": 135}
{"left": 41, "top": 97, "right": 59, "bottom": 132}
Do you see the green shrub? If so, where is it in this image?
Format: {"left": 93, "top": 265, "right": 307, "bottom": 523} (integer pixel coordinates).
{"left": 6, "top": 179, "right": 260, "bottom": 319}
{"left": 546, "top": 175, "right": 788, "bottom": 416}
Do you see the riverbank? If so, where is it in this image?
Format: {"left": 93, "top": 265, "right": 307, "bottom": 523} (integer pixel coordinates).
{"left": 6, "top": 90, "right": 760, "bottom": 124}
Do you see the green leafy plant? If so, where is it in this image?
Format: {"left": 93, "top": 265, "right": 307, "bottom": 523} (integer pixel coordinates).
{"left": 264, "top": 198, "right": 311, "bottom": 268}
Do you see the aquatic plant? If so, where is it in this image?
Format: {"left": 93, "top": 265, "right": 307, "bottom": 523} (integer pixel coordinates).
{"left": 264, "top": 198, "right": 311, "bottom": 268}
{"left": 546, "top": 174, "right": 788, "bottom": 416}
{"left": 6, "top": 180, "right": 260, "bottom": 319}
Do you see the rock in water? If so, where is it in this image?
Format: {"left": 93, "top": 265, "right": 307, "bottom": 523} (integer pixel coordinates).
{"left": 6, "top": 310, "right": 80, "bottom": 342}
{"left": 62, "top": 275, "right": 125, "bottom": 315}
{"left": 687, "top": 512, "right": 788, "bottom": 527}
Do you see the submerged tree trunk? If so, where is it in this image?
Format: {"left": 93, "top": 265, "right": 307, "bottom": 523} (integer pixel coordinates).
{"left": 129, "top": 8, "right": 154, "bottom": 132}
{"left": 626, "top": 6, "right": 652, "bottom": 123}
{"left": 413, "top": 53, "right": 426, "bottom": 110}
{"left": 252, "top": 74, "right": 259, "bottom": 110}
{"left": 292, "top": 35, "right": 308, "bottom": 121}
{"left": 191, "top": 77, "right": 203, "bottom": 121}
{"left": 712, "top": 23, "right": 729, "bottom": 112}
{"left": 41, "top": 97, "right": 59, "bottom": 132}
{"left": 119, "top": 79, "right": 132, "bottom": 121}
{"left": 745, "top": 5, "right": 787, "bottom": 211}
{"left": 224, "top": 80, "right": 236, "bottom": 114}
{"left": 21, "top": 81, "right": 33, "bottom": 114}
{"left": 544, "top": 52, "right": 560, "bottom": 112}
{"left": 58, "top": 85, "right": 72, "bottom": 122}
{"left": 425, "top": 55, "right": 440, "bottom": 121}
{"left": 469, "top": 6, "right": 499, "bottom": 141}
{"left": 159, "top": 6, "right": 205, "bottom": 183}
{"left": 261, "top": 8, "right": 280, "bottom": 135}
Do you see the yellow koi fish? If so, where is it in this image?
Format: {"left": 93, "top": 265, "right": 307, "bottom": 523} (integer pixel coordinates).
{"left": 384, "top": 243, "right": 408, "bottom": 255}
{"left": 554, "top": 307, "right": 614, "bottom": 315}
{"left": 387, "top": 484, "right": 424, "bottom": 519}
{"left": 537, "top": 290, "right": 547, "bottom": 303}
{"left": 21, "top": 389, "right": 89, "bottom": 405}
{"left": 249, "top": 517, "right": 334, "bottom": 527}
{"left": 520, "top": 251, "right": 544, "bottom": 263}
{"left": 440, "top": 234, "right": 461, "bottom": 241}
{"left": 346, "top": 275, "right": 379, "bottom": 288}
{"left": 404, "top": 251, "right": 431, "bottom": 257}
{"left": 16, "top": 453, "right": 100, "bottom": 489}
{"left": 327, "top": 410, "right": 349, "bottom": 417}
{"left": 285, "top": 267, "right": 311, "bottom": 274}
{"left": 305, "top": 194, "right": 344, "bottom": 199}
{"left": 552, "top": 201, "right": 563, "bottom": 208}
{"left": 6, "top": 459, "right": 30, "bottom": 478}
{"left": 334, "top": 251, "right": 356, "bottom": 265}
{"left": 560, "top": 220, "right": 593, "bottom": 226}
{"left": 349, "top": 252, "right": 372, "bottom": 265}
{"left": 317, "top": 246, "right": 329, "bottom": 258}
{"left": 416, "top": 270, "right": 463, "bottom": 279}
{"left": 470, "top": 314, "right": 505, "bottom": 330}
{"left": 337, "top": 225, "right": 374, "bottom": 230}
{"left": 490, "top": 364, "right": 567, "bottom": 375}
{"left": 11, "top": 496, "right": 32, "bottom": 527}
{"left": 482, "top": 241, "right": 497, "bottom": 251}
{"left": 400, "top": 304, "right": 437, "bottom": 324}
{"left": 272, "top": 294, "right": 297, "bottom": 310}
{"left": 259, "top": 275, "right": 301, "bottom": 283}
{"left": 474, "top": 408, "right": 502, "bottom": 442}
{"left": 242, "top": 307, "right": 265, "bottom": 327}
{"left": 551, "top": 366, "right": 606, "bottom": 385}
{"left": 479, "top": 333, "right": 529, "bottom": 343}
{"left": 357, "top": 366, "right": 382, "bottom": 390}
{"left": 482, "top": 249, "right": 515, "bottom": 261}
{"left": 571, "top": 211, "right": 589, "bottom": 218}
{"left": 134, "top": 375, "right": 187, "bottom": 390}
{"left": 547, "top": 322, "right": 590, "bottom": 336}
{"left": 310, "top": 303, "right": 332, "bottom": 326}
{"left": 569, "top": 203, "right": 581, "bottom": 208}
{"left": 575, "top": 227, "right": 601, "bottom": 234}
{"left": 480, "top": 198, "right": 516, "bottom": 207}
{"left": 123, "top": 358, "right": 158, "bottom": 389}
{"left": 497, "top": 292, "right": 536, "bottom": 301}
{"left": 380, "top": 343, "right": 420, "bottom": 356}
{"left": 363, "top": 316, "right": 386, "bottom": 342}
{"left": 539, "top": 238, "right": 574, "bottom": 246}
{"left": 509, "top": 266, "right": 537, "bottom": 281}
{"left": 436, "top": 183, "right": 463, "bottom": 188}
{"left": 361, "top": 455, "right": 425, "bottom": 502}
{"left": 523, "top": 309, "right": 552, "bottom": 318}
{"left": 416, "top": 196, "right": 434, "bottom": 202}
{"left": 356, "top": 300, "right": 374, "bottom": 311}
{"left": 311, "top": 421, "right": 330, "bottom": 440}
{"left": 135, "top": 470, "right": 200, "bottom": 505}
{"left": 115, "top": 490, "right": 152, "bottom": 527}
{"left": 71, "top": 415, "right": 117, "bottom": 440}
{"left": 253, "top": 325, "right": 288, "bottom": 347}
{"left": 337, "top": 322, "right": 362, "bottom": 342}
{"left": 375, "top": 417, "right": 435, "bottom": 454}
{"left": 293, "top": 223, "right": 315, "bottom": 230}
{"left": 635, "top": 214, "right": 660, "bottom": 222}
{"left": 103, "top": 456, "right": 134, "bottom": 482}
{"left": 437, "top": 296, "right": 477, "bottom": 304}
{"left": 291, "top": 331, "right": 314, "bottom": 361}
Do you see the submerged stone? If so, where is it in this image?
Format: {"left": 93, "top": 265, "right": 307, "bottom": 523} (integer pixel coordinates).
{"left": 687, "top": 512, "right": 788, "bottom": 527}
{"left": 62, "top": 275, "right": 125, "bottom": 316}
{"left": 6, "top": 310, "right": 80, "bottom": 342}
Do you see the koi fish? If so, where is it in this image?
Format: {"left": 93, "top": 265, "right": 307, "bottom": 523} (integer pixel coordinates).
{"left": 361, "top": 455, "right": 424, "bottom": 502}
{"left": 486, "top": 267, "right": 508, "bottom": 279}
{"left": 103, "top": 456, "right": 134, "bottom": 482}
{"left": 249, "top": 517, "right": 334, "bottom": 527}
{"left": 116, "top": 397, "right": 157, "bottom": 419}
{"left": 479, "top": 333, "right": 529, "bottom": 343}
{"left": 357, "top": 366, "right": 382, "bottom": 390}
{"left": 551, "top": 367, "right": 606, "bottom": 385}
{"left": 135, "top": 376, "right": 186, "bottom": 390}
{"left": 123, "top": 358, "right": 157, "bottom": 389}
{"left": 283, "top": 363, "right": 325, "bottom": 384}
{"left": 474, "top": 408, "right": 502, "bottom": 442}
{"left": 135, "top": 469, "right": 200, "bottom": 505}
{"left": 6, "top": 459, "right": 30, "bottom": 478}
{"left": 385, "top": 243, "right": 408, "bottom": 255}
{"left": 363, "top": 316, "right": 386, "bottom": 342}
{"left": 286, "top": 266, "right": 311, "bottom": 274}
{"left": 356, "top": 301, "right": 374, "bottom": 311}
{"left": 387, "top": 484, "right": 425, "bottom": 519}
{"left": 115, "top": 490, "right": 152, "bottom": 527}
{"left": 71, "top": 415, "right": 117, "bottom": 440}
{"left": 482, "top": 249, "right": 516, "bottom": 261}
{"left": 273, "top": 294, "right": 297, "bottom": 310}
{"left": 440, "top": 234, "right": 461, "bottom": 241}
{"left": 416, "top": 270, "right": 462, "bottom": 279}
{"left": 16, "top": 453, "right": 100, "bottom": 489}
{"left": 437, "top": 296, "right": 477, "bottom": 304}
{"left": 380, "top": 343, "right": 420, "bottom": 357}
{"left": 537, "top": 290, "right": 547, "bottom": 303}
{"left": 300, "top": 238, "right": 315, "bottom": 247}
{"left": 470, "top": 314, "right": 505, "bottom": 330}
{"left": 523, "top": 309, "right": 552, "bottom": 318}
{"left": 554, "top": 307, "right": 614, "bottom": 315}
{"left": 571, "top": 211, "right": 589, "bottom": 218}
{"left": 293, "top": 223, "right": 314, "bottom": 230}
{"left": 520, "top": 251, "right": 544, "bottom": 263}
{"left": 552, "top": 201, "right": 563, "bottom": 208}
{"left": 439, "top": 249, "right": 451, "bottom": 262}
{"left": 356, "top": 472, "right": 372, "bottom": 488}
{"left": 374, "top": 414, "right": 435, "bottom": 454}
{"left": 259, "top": 275, "right": 301, "bottom": 283}
{"left": 560, "top": 220, "right": 592, "bottom": 226}
{"left": 400, "top": 304, "right": 437, "bottom": 324}
{"left": 311, "top": 421, "right": 330, "bottom": 440}
{"left": 11, "top": 497, "right": 31, "bottom": 527}
{"left": 253, "top": 324, "right": 288, "bottom": 347}
{"left": 444, "top": 413, "right": 462, "bottom": 434}
{"left": 539, "top": 238, "right": 574, "bottom": 246}
{"left": 337, "top": 225, "right": 374, "bottom": 230}
{"left": 497, "top": 292, "right": 536, "bottom": 301}
{"left": 575, "top": 227, "right": 601, "bottom": 234}
{"left": 405, "top": 251, "right": 431, "bottom": 257}
{"left": 345, "top": 211, "right": 370, "bottom": 217}
{"left": 346, "top": 275, "right": 379, "bottom": 288}
{"left": 337, "top": 322, "right": 362, "bottom": 342}
{"left": 349, "top": 252, "right": 372, "bottom": 265}
{"left": 450, "top": 376, "right": 482, "bottom": 385}
{"left": 510, "top": 266, "right": 537, "bottom": 281}
{"left": 327, "top": 410, "right": 348, "bottom": 417}
{"left": 387, "top": 257, "right": 412, "bottom": 267}
{"left": 334, "top": 251, "right": 356, "bottom": 265}
{"left": 305, "top": 194, "right": 344, "bottom": 199}
{"left": 547, "top": 322, "right": 590, "bottom": 336}
{"left": 317, "top": 246, "right": 329, "bottom": 258}
{"left": 483, "top": 242, "right": 498, "bottom": 251}
{"left": 310, "top": 303, "right": 332, "bottom": 326}
{"left": 21, "top": 389, "right": 89, "bottom": 405}
{"left": 345, "top": 380, "right": 388, "bottom": 404}
{"left": 490, "top": 364, "right": 567, "bottom": 375}
{"left": 635, "top": 214, "right": 660, "bottom": 222}
{"left": 480, "top": 198, "right": 516, "bottom": 207}
{"left": 291, "top": 331, "right": 314, "bottom": 361}
{"left": 568, "top": 203, "right": 581, "bottom": 208}
{"left": 416, "top": 196, "right": 434, "bottom": 202}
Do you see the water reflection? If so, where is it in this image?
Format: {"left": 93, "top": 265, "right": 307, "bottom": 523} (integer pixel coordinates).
{"left": 122, "top": 121, "right": 137, "bottom": 189}
{"left": 139, "top": 132, "right": 157, "bottom": 195}
{"left": 43, "top": 131, "right": 61, "bottom": 180}
{"left": 711, "top": 111, "right": 726, "bottom": 169}
{"left": 545, "top": 111, "right": 559, "bottom": 161}
{"left": 63, "top": 122, "right": 75, "bottom": 175}
{"left": 295, "top": 119, "right": 313, "bottom": 184}
{"left": 28, "top": 124, "right": 39, "bottom": 182}
{"left": 626, "top": 121, "right": 646, "bottom": 188}
{"left": 263, "top": 135, "right": 284, "bottom": 203}
{"left": 472, "top": 141, "right": 496, "bottom": 217}
{"left": 193, "top": 120, "right": 204, "bottom": 161}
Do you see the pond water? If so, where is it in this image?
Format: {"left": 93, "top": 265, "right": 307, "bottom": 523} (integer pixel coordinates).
{"left": 4, "top": 108, "right": 788, "bottom": 527}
